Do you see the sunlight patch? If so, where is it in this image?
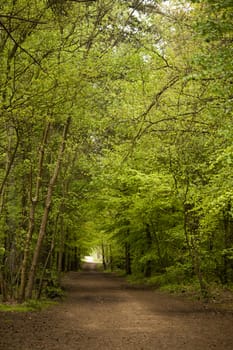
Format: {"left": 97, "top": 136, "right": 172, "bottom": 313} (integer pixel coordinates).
{"left": 84, "top": 256, "right": 94, "bottom": 263}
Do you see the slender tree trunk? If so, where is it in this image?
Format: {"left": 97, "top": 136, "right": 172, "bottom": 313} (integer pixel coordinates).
{"left": 102, "top": 242, "right": 106, "bottom": 270}
{"left": 144, "top": 224, "right": 152, "bottom": 278}
{"left": 221, "top": 202, "right": 233, "bottom": 284}
{"left": 74, "top": 247, "right": 80, "bottom": 270}
{"left": 125, "top": 241, "right": 131, "bottom": 275}
{"left": 109, "top": 244, "right": 113, "bottom": 271}
{"left": 0, "top": 272, "right": 7, "bottom": 302}
{"left": 57, "top": 215, "right": 65, "bottom": 279}
{"left": 0, "top": 127, "right": 19, "bottom": 214}
{"left": 19, "top": 123, "right": 50, "bottom": 302}
{"left": 37, "top": 236, "right": 55, "bottom": 299}
{"left": 25, "top": 117, "right": 71, "bottom": 299}
{"left": 58, "top": 243, "right": 64, "bottom": 275}
{"left": 184, "top": 203, "right": 209, "bottom": 299}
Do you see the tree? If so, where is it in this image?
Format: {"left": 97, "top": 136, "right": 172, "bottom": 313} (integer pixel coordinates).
{"left": 1, "top": 0, "right": 233, "bottom": 302}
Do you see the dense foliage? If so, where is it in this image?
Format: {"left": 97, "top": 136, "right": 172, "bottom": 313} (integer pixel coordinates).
{"left": 0, "top": 0, "right": 232, "bottom": 301}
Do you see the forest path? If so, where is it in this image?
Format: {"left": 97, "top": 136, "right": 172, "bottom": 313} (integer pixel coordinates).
{"left": 1, "top": 263, "right": 233, "bottom": 350}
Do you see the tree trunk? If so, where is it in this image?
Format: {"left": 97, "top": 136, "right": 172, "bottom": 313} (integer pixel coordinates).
{"left": 109, "top": 244, "right": 113, "bottom": 271}
{"left": 57, "top": 211, "right": 67, "bottom": 277}
{"left": 37, "top": 236, "right": 55, "bottom": 299}
{"left": 184, "top": 203, "right": 209, "bottom": 299}
{"left": 144, "top": 224, "right": 152, "bottom": 278}
{"left": 125, "top": 241, "right": 131, "bottom": 275}
{"left": 25, "top": 117, "right": 71, "bottom": 299}
{"left": 0, "top": 127, "right": 19, "bottom": 214}
{"left": 19, "top": 123, "right": 50, "bottom": 302}
{"left": 102, "top": 242, "right": 107, "bottom": 270}
{"left": 221, "top": 202, "right": 233, "bottom": 284}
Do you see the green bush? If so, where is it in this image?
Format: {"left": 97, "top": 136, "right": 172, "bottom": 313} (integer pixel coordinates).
{"left": 45, "top": 285, "right": 65, "bottom": 299}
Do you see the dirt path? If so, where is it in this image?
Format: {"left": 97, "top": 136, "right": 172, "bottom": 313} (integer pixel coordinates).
{"left": 1, "top": 264, "right": 233, "bottom": 349}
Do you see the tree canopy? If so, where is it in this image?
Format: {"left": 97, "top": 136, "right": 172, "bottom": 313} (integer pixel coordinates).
{"left": 0, "top": 0, "right": 233, "bottom": 302}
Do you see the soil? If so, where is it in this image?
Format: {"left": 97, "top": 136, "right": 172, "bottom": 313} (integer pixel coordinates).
{"left": 1, "top": 263, "right": 233, "bottom": 350}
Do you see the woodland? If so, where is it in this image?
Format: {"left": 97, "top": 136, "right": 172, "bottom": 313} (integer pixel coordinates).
{"left": 0, "top": 0, "right": 233, "bottom": 303}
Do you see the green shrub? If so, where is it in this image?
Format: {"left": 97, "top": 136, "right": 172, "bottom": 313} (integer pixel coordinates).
{"left": 45, "top": 285, "right": 65, "bottom": 299}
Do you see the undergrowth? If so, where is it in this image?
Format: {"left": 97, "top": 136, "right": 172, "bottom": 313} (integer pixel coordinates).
{"left": 125, "top": 264, "right": 233, "bottom": 303}
{"left": 0, "top": 299, "right": 57, "bottom": 312}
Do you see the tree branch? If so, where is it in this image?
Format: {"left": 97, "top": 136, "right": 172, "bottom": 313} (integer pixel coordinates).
{"left": 0, "top": 14, "right": 46, "bottom": 24}
{"left": 0, "top": 20, "right": 46, "bottom": 72}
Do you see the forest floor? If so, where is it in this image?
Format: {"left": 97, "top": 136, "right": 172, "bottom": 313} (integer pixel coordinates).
{"left": 1, "top": 263, "right": 233, "bottom": 350}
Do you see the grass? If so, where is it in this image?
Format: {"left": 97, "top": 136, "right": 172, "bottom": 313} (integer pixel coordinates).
{"left": 125, "top": 272, "right": 233, "bottom": 307}
{"left": 0, "top": 299, "right": 57, "bottom": 312}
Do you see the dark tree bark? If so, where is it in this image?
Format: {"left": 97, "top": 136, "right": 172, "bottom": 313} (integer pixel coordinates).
{"left": 102, "top": 242, "right": 107, "bottom": 270}
{"left": 125, "top": 241, "right": 131, "bottom": 275}
{"left": 144, "top": 224, "right": 152, "bottom": 278}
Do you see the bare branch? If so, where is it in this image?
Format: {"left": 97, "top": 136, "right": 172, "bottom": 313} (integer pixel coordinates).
{"left": 0, "top": 14, "right": 46, "bottom": 24}
{"left": 139, "top": 76, "right": 180, "bottom": 120}
{"left": 0, "top": 20, "right": 46, "bottom": 72}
